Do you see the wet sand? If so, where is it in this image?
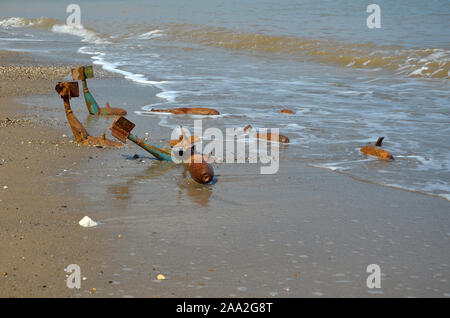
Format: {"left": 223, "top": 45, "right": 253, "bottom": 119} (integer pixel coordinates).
{"left": 1, "top": 50, "right": 449, "bottom": 297}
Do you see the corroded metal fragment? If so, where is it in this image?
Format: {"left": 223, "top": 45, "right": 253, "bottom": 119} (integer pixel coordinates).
{"left": 256, "top": 132, "right": 290, "bottom": 143}
{"left": 375, "top": 137, "right": 384, "bottom": 147}
{"left": 71, "top": 66, "right": 127, "bottom": 116}
{"left": 188, "top": 154, "right": 214, "bottom": 184}
{"left": 110, "top": 116, "right": 135, "bottom": 143}
{"left": 360, "top": 145, "right": 393, "bottom": 160}
{"left": 110, "top": 117, "right": 214, "bottom": 184}
{"left": 55, "top": 82, "right": 122, "bottom": 148}
{"left": 110, "top": 116, "right": 173, "bottom": 161}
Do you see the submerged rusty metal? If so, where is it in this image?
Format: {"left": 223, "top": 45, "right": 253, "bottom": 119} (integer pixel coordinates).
{"left": 360, "top": 137, "right": 393, "bottom": 160}
{"left": 55, "top": 82, "right": 122, "bottom": 148}
{"left": 242, "top": 124, "right": 289, "bottom": 143}
{"left": 71, "top": 66, "right": 127, "bottom": 116}
{"left": 375, "top": 137, "right": 384, "bottom": 147}
{"left": 256, "top": 132, "right": 290, "bottom": 143}
{"left": 110, "top": 116, "right": 214, "bottom": 184}
{"left": 188, "top": 154, "right": 214, "bottom": 184}
{"left": 281, "top": 109, "right": 295, "bottom": 114}
{"left": 110, "top": 116, "right": 172, "bottom": 161}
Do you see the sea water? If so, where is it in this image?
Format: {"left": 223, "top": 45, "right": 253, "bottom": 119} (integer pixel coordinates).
{"left": 1, "top": 0, "right": 449, "bottom": 201}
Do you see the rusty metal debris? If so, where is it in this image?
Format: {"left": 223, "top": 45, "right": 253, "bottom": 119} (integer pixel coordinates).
{"left": 187, "top": 154, "right": 214, "bottom": 184}
{"left": 360, "top": 137, "right": 393, "bottom": 160}
{"left": 71, "top": 66, "right": 127, "bottom": 116}
{"left": 151, "top": 107, "right": 220, "bottom": 115}
{"left": 110, "top": 116, "right": 214, "bottom": 184}
{"left": 281, "top": 108, "right": 295, "bottom": 114}
{"left": 256, "top": 132, "right": 290, "bottom": 143}
{"left": 375, "top": 136, "right": 384, "bottom": 147}
{"left": 55, "top": 81, "right": 122, "bottom": 148}
{"left": 242, "top": 124, "right": 289, "bottom": 143}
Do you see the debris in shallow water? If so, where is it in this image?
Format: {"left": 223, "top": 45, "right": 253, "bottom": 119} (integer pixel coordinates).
{"left": 110, "top": 117, "right": 215, "bottom": 184}
{"left": 78, "top": 216, "right": 98, "bottom": 228}
{"left": 375, "top": 136, "right": 384, "bottom": 146}
{"left": 55, "top": 81, "right": 122, "bottom": 148}
{"left": 117, "top": 234, "right": 122, "bottom": 239}
{"left": 91, "top": 288, "right": 96, "bottom": 294}
{"left": 281, "top": 108, "right": 295, "bottom": 114}
{"left": 71, "top": 66, "right": 127, "bottom": 116}
{"left": 157, "top": 274, "right": 165, "bottom": 280}
{"left": 360, "top": 136, "right": 394, "bottom": 161}
{"left": 256, "top": 132, "right": 290, "bottom": 143}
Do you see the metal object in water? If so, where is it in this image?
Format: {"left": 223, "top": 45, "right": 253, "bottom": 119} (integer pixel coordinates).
{"left": 360, "top": 137, "right": 393, "bottom": 160}
{"left": 71, "top": 66, "right": 127, "bottom": 116}
{"left": 110, "top": 116, "right": 214, "bottom": 184}
{"left": 55, "top": 81, "right": 122, "bottom": 148}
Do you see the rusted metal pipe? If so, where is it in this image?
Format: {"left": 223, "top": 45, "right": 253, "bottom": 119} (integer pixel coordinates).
{"left": 255, "top": 132, "right": 290, "bottom": 143}
{"left": 71, "top": 66, "right": 127, "bottom": 116}
{"left": 55, "top": 81, "right": 122, "bottom": 148}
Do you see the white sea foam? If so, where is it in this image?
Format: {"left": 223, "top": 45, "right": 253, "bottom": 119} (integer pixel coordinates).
{"left": 51, "top": 24, "right": 109, "bottom": 44}
{"left": 0, "top": 37, "right": 44, "bottom": 42}
{"left": 409, "top": 66, "right": 429, "bottom": 76}
{"left": 77, "top": 47, "right": 168, "bottom": 86}
{"left": 0, "top": 17, "right": 43, "bottom": 28}
{"left": 156, "top": 91, "right": 178, "bottom": 102}
{"left": 137, "top": 30, "right": 163, "bottom": 40}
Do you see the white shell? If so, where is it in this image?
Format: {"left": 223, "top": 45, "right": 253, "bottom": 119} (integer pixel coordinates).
{"left": 78, "top": 216, "right": 98, "bottom": 228}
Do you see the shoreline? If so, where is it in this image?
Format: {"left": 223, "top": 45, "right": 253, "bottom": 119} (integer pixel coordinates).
{"left": 309, "top": 163, "right": 450, "bottom": 203}
{"left": 1, "top": 49, "right": 449, "bottom": 297}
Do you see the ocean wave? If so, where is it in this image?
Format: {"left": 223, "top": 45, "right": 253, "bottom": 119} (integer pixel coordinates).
{"left": 164, "top": 24, "right": 450, "bottom": 79}
{"left": 0, "top": 17, "right": 58, "bottom": 29}
{"left": 137, "top": 29, "right": 164, "bottom": 40}
{"left": 78, "top": 46, "right": 168, "bottom": 87}
{"left": 0, "top": 16, "right": 109, "bottom": 45}
{"left": 51, "top": 24, "right": 109, "bottom": 44}
{"left": 385, "top": 183, "right": 450, "bottom": 202}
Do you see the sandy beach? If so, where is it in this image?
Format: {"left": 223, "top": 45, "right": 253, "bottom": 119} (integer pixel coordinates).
{"left": 0, "top": 48, "right": 449, "bottom": 298}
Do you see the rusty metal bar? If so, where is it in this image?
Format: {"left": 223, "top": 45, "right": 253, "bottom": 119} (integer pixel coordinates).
{"left": 55, "top": 81, "right": 122, "bottom": 148}
{"left": 71, "top": 66, "right": 127, "bottom": 116}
